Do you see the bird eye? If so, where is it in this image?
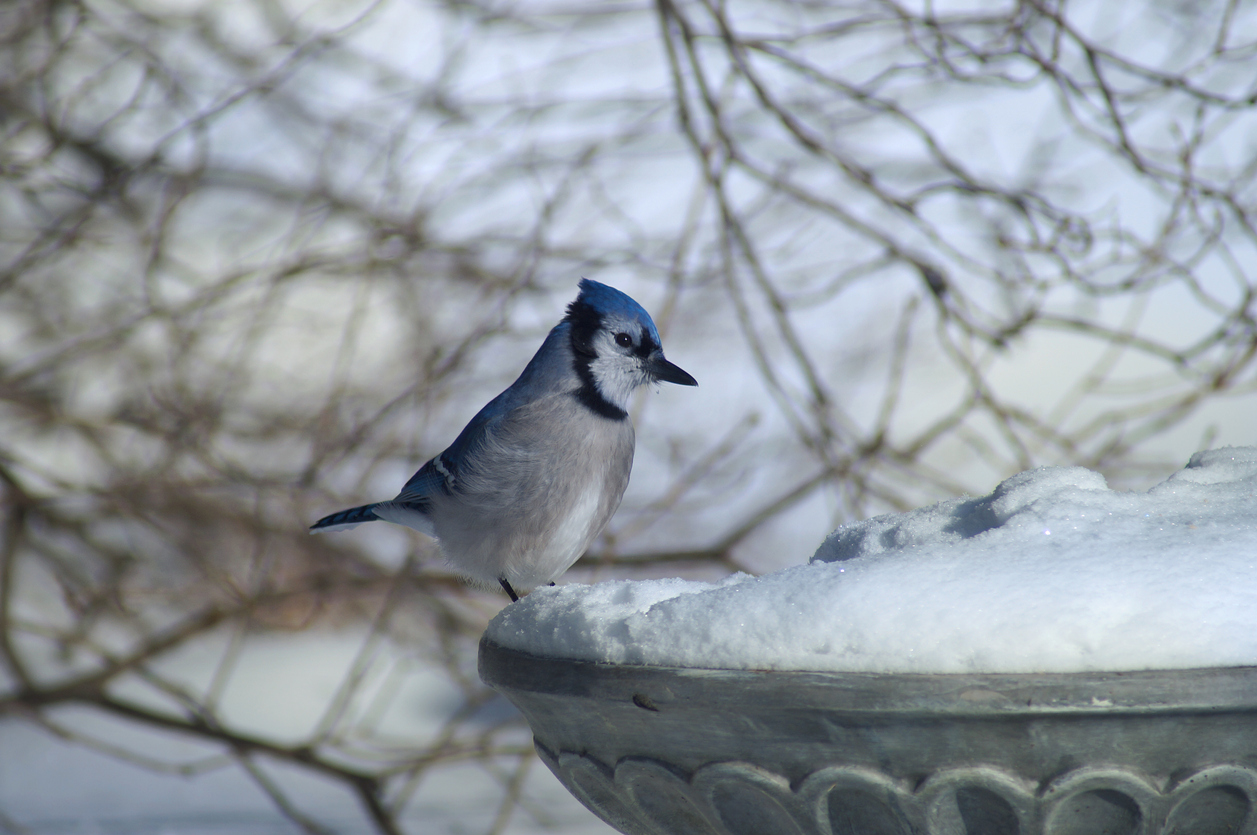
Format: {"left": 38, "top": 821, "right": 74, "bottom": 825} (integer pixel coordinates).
{"left": 614, "top": 332, "right": 633, "bottom": 347}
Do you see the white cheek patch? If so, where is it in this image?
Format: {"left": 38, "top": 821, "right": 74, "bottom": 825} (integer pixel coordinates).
{"left": 588, "top": 356, "right": 646, "bottom": 410}
{"left": 585, "top": 325, "right": 652, "bottom": 410}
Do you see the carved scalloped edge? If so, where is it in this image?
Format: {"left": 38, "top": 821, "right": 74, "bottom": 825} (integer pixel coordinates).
{"left": 535, "top": 742, "right": 1257, "bottom": 835}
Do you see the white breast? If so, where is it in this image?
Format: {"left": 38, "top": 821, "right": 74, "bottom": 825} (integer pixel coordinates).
{"left": 528, "top": 480, "right": 605, "bottom": 584}
{"left": 373, "top": 502, "right": 437, "bottom": 538}
{"left": 424, "top": 392, "right": 635, "bottom": 592}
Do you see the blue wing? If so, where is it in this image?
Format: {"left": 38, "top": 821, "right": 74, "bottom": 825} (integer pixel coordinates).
{"left": 395, "top": 371, "right": 533, "bottom": 503}
{"left": 395, "top": 454, "right": 455, "bottom": 501}
{"left": 318, "top": 321, "right": 572, "bottom": 535}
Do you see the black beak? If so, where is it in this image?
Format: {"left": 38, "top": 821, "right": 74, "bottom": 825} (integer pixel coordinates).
{"left": 648, "top": 353, "right": 698, "bottom": 386}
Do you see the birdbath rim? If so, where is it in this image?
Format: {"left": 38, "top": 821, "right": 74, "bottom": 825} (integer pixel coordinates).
{"left": 478, "top": 636, "right": 1257, "bottom": 717}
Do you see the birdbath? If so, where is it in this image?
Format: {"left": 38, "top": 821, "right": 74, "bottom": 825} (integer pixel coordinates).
{"left": 479, "top": 640, "right": 1257, "bottom": 835}
{"left": 479, "top": 449, "right": 1257, "bottom": 835}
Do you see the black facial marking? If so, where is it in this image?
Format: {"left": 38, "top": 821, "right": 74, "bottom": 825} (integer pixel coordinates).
{"left": 564, "top": 300, "right": 630, "bottom": 421}
{"left": 634, "top": 334, "right": 657, "bottom": 359}
{"left": 564, "top": 299, "right": 601, "bottom": 359}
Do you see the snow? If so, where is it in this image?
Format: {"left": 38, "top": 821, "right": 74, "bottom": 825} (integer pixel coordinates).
{"left": 487, "top": 447, "right": 1257, "bottom": 674}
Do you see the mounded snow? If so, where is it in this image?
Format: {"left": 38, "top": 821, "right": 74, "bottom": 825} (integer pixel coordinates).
{"left": 486, "top": 447, "right": 1257, "bottom": 674}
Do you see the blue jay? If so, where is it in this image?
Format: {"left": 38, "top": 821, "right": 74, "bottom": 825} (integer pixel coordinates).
{"left": 310, "top": 279, "right": 697, "bottom": 602}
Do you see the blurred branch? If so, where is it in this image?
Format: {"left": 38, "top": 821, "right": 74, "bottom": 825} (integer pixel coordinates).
{"left": 4, "top": 0, "right": 1257, "bottom": 831}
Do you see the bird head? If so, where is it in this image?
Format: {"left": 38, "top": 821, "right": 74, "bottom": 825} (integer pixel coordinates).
{"left": 565, "top": 278, "right": 697, "bottom": 413}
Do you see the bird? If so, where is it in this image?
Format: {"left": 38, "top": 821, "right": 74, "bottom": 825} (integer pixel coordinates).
{"left": 310, "top": 279, "right": 697, "bottom": 602}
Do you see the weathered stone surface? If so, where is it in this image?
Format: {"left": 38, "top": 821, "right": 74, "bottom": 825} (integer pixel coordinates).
{"left": 480, "top": 638, "right": 1257, "bottom": 835}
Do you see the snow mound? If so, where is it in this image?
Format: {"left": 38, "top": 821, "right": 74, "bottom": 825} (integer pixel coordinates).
{"left": 486, "top": 447, "right": 1257, "bottom": 674}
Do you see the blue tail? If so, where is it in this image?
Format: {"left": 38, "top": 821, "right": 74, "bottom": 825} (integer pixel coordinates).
{"left": 310, "top": 503, "right": 380, "bottom": 533}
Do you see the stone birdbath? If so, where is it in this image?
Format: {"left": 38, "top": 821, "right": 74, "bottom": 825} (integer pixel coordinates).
{"left": 480, "top": 449, "right": 1257, "bottom": 835}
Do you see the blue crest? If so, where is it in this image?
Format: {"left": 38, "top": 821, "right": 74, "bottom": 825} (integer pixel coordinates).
{"left": 571, "top": 278, "right": 661, "bottom": 344}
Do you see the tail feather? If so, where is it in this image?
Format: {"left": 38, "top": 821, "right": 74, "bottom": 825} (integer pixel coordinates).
{"left": 310, "top": 503, "right": 381, "bottom": 533}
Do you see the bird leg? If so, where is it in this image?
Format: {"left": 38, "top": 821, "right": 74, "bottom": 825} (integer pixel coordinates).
{"left": 499, "top": 578, "right": 520, "bottom": 602}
